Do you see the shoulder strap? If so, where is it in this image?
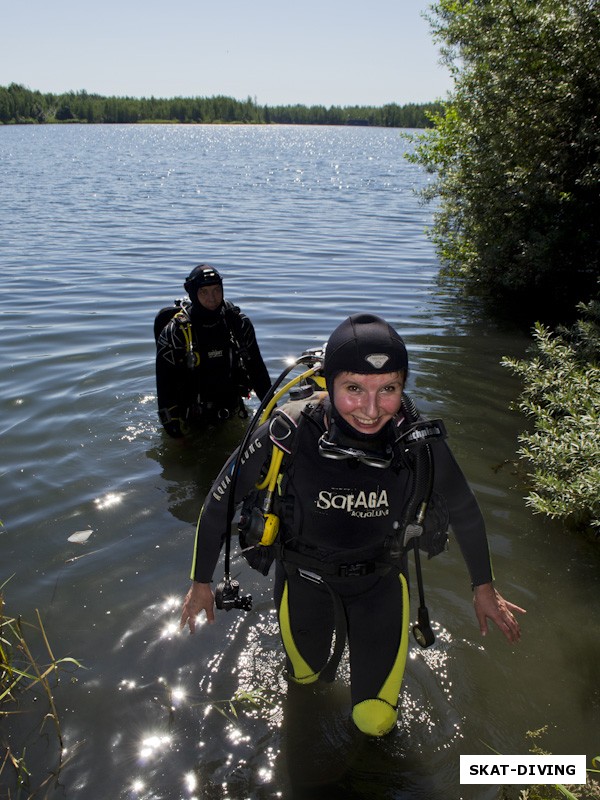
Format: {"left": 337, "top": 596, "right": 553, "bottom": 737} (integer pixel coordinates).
{"left": 268, "top": 391, "right": 328, "bottom": 456}
{"left": 390, "top": 393, "right": 448, "bottom": 558}
{"left": 222, "top": 302, "right": 251, "bottom": 371}
{"left": 222, "top": 301, "right": 242, "bottom": 337}
{"left": 223, "top": 299, "right": 240, "bottom": 316}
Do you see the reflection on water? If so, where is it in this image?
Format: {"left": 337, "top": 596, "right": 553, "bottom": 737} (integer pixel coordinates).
{"left": 146, "top": 416, "right": 251, "bottom": 525}
{"left": 1, "top": 124, "right": 599, "bottom": 799}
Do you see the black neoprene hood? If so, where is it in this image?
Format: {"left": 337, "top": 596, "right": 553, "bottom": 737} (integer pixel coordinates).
{"left": 184, "top": 264, "right": 223, "bottom": 300}
{"left": 324, "top": 313, "right": 409, "bottom": 386}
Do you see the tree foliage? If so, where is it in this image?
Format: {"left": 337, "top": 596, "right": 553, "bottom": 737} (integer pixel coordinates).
{"left": 502, "top": 297, "right": 600, "bottom": 532}
{"left": 0, "top": 84, "right": 442, "bottom": 129}
{"left": 411, "top": 0, "right": 600, "bottom": 321}
{"left": 409, "top": 0, "right": 600, "bottom": 535}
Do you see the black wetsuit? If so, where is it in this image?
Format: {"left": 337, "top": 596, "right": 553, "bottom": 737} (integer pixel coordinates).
{"left": 156, "top": 300, "right": 271, "bottom": 437}
{"left": 189, "top": 396, "right": 493, "bottom": 735}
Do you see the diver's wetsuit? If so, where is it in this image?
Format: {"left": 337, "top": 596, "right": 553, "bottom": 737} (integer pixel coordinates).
{"left": 156, "top": 299, "right": 271, "bottom": 436}
{"left": 190, "top": 396, "right": 493, "bottom": 736}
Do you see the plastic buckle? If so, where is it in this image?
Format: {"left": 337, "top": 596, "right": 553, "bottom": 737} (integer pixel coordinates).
{"left": 158, "top": 408, "right": 172, "bottom": 425}
{"left": 297, "top": 568, "right": 323, "bottom": 584}
{"left": 339, "top": 562, "right": 369, "bottom": 577}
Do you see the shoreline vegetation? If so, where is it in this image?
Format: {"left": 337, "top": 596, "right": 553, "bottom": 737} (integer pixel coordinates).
{"left": 1, "top": 578, "right": 83, "bottom": 795}
{"left": 0, "top": 83, "right": 441, "bottom": 128}
{"left": 414, "top": 0, "right": 599, "bottom": 538}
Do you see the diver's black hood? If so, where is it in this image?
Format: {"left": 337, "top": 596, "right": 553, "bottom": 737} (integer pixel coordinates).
{"left": 184, "top": 264, "right": 223, "bottom": 305}
{"left": 324, "top": 313, "right": 408, "bottom": 389}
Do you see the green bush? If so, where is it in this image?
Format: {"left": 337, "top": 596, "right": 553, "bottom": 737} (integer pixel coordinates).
{"left": 502, "top": 299, "right": 600, "bottom": 532}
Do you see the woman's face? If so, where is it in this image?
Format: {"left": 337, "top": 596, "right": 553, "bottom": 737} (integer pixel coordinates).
{"left": 196, "top": 284, "right": 223, "bottom": 311}
{"left": 332, "top": 371, "right": 404, "bottom": 435}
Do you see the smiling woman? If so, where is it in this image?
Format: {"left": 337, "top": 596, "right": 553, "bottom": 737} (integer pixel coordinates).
{"left": 181, "top": 312, "right": 524, "bottom": 739}
{"left": 332, "top": 372, "right": 405, "bottom": 435}
{"left": 324, "top": 314, "right": 408, "bottom": 435}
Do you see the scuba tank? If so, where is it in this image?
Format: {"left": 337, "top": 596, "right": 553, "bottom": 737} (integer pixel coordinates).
{"left": 214, "top": 348, "right": 327, "bottom": 612}
{"left": 154, "top": 299, "right": 190, "bottom": 344}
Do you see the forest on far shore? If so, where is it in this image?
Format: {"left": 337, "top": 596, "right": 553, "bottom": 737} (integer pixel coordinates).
{"left": 0, "top": 83, "right": 442, "bottom": 128}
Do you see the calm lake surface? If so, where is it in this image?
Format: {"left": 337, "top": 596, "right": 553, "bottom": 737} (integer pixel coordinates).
{"left": 1, "top": 124, "right": 598, "bottom": 800}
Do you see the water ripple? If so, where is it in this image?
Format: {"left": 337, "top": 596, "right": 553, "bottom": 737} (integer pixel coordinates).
{"left": 1, "top": 124, "right": 597, "bottom": 800}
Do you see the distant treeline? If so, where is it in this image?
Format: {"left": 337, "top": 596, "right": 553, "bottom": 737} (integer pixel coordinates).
{"left": 0, "top": 83, "right": 442, "bottom": 128}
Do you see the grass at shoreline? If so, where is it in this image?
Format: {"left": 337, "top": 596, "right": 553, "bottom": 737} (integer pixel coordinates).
{"left": 1, "top": 581, "right": 83, "bottom": 795}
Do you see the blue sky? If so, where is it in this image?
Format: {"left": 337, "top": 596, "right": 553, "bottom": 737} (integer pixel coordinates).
{"left": 2, "top": 0, "right": 453, "bottom": 106}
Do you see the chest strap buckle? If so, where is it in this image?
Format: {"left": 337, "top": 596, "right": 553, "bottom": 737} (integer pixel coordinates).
{"left": 338, "top": 561, "right": 372, "bottom": 578}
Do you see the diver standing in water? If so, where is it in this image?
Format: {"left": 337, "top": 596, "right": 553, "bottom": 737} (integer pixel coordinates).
{"left": 155, "top": 265, "right": 271, "bottom": 438}
{"left": 180, "top": 313, "right": 525, "bottom": 737}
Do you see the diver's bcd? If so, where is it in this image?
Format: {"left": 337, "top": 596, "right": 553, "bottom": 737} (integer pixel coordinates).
{"left": 236, "top": 387, "right": 450, "bottom": 576}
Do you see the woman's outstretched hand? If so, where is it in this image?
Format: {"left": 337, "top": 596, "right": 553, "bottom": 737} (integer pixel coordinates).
{"left": 180, "top": 581, "right": 215, "bottom": 633}
{"left": 473, "top": 582, "right": 526, "bottom": 644}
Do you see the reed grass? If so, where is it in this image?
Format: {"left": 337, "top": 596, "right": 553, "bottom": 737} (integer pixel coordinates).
{"left": 1, "top": 579, "right": 83, "bottom": 796}
{"left": 496, "top": 729, "right": 600, "bottom": 800}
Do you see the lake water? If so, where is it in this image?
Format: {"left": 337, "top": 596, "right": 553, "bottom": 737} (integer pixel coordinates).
{"left": 1, "top": 124, "right": 598, "bottom": 800}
